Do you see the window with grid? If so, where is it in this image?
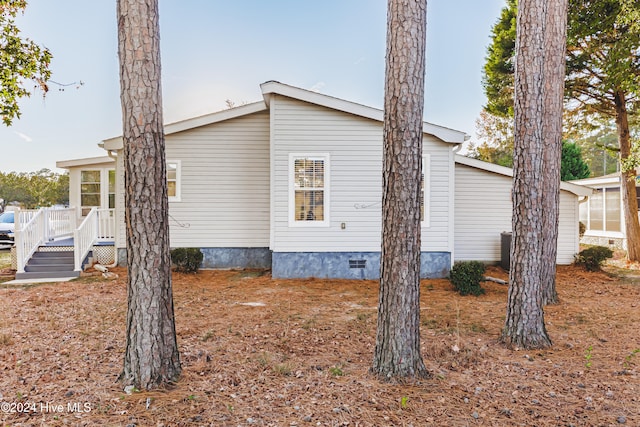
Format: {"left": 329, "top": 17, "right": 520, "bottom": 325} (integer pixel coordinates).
{"left": 167, "top": 161, "right": 181, "bottom": 201}
{"left": 290, "top": 154, "right": 329, "bottom": 226}
{"left": 81, "top": 170, "right": 101, "bottom": 216}
{"left": 108, "top": 169, "right": 116, "bottom": 209}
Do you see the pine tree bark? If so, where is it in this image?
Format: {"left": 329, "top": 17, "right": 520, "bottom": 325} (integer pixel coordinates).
{"left": 540, "top": 0, "right": 568, "bottom": 306}
{"left": 117, "top": 0, "right": 181, "bottom": 389}
{"left": 615, "top": 91, "right": 640, "bottom": 262}
{"left": 372, "top": 0, "right": 428, "bottom": 380}
{"left": 502, "top": 0, "right": 552, "bottom": 350}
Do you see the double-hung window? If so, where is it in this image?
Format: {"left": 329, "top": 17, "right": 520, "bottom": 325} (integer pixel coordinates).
{"left": 167, "top": 160, "right": 181, "bottom": 202}
{"left": 289, "top": 154, "right": 329, "bottom": 226}
{"left": 80, "top": 170, "right": 101, "bottom": 216}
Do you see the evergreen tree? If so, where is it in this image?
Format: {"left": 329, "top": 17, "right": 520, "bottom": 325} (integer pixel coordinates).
{"left": 561, "top": 141, "right": 591, "bottom": 180}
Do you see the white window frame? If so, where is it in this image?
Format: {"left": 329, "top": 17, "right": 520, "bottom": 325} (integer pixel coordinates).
{"left": 288, "top": 153, "right": 330, "bottom": 227}
{"left": 167, "top": 160, "right": 181, "bottom": 202}
{"left": 422, "top": 154, "right": 431, "bottom": 227}
{"left": 80, "top": 169, "right": 102, "bottom": 216}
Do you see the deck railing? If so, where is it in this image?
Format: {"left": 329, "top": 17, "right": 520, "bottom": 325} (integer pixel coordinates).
{"left": 14, "top": 206, "right": 116, "bottom": 274}
{"left": 74, "top": 208, "right": 98, "bottom": 272}
{"left": 15, "top": 209, "right": 47, "bottom": 274}
{"left": 45, "top": 208, "right": 76, "bottom": 241}
{"left": 96, "top": 208, "right": 116, "bottom": 241}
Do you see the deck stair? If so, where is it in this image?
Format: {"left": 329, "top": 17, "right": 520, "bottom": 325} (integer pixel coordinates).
{"left": 16, "top": 250, "right": 80, "bottom": 280}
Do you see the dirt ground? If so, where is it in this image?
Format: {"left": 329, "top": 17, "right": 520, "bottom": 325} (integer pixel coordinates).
{"left": 0, "top": 261, "right": 638, "bottom": 426}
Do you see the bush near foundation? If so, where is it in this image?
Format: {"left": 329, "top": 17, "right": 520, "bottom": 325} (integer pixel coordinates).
{"left": 449, "top": 261, "right": 486, "bottom": 296}
{"left": 170, "top": 248, "right": 203, "bottom": 273}
{"left": 575, "top": 246, "right": 613, "bottom": 271}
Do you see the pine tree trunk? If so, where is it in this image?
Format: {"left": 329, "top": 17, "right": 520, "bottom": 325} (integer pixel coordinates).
{"left": 372, "top": 0, "right": 428, "bottom": 380}
{"left": 502, "top": 0, "right": 552, "bottom": 350}
{"left": 117, "top": 0, "right": 181, "bottom": 389}
{"left": 540, "top": 0, "right": 568, "bottom": 306}
{"left": 614, "top": 91, "right": 640, "bottom": 262}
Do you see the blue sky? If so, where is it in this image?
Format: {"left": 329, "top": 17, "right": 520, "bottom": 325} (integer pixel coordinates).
{"left": 1, "top": 0, "right": 505, "bottom": 173}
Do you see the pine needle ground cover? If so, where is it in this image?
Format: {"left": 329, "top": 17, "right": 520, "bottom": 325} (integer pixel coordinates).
{"left": 0, "top": 264, "right": 638, "bottom": 426}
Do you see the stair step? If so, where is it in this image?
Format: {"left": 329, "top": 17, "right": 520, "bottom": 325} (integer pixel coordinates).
{"left": 28, "top": 257, "right": 75, "bottom": 266}
{"left": 31, "top": 251, "right": 74, "bottom": 259}
{"left": 15, "top": 271, "right": 80, "bottom": 280}
{"left": 25, "top": 264, "right": 75, "bottom": 273}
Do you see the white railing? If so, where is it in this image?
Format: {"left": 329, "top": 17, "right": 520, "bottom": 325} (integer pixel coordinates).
{"left": 45, "top": 208, "right": 76, "bottom": 241}
{"left": 15, "top": 208, "right": 47, "bottom": 273}
{"left": 74, "top": 208, "right": 98, "bottom": 272}
{"left": 14, "top": 206, "right": 116, "bottom": 274}
{"left": 96, "top": 208, "right": 116, "bottom": 241}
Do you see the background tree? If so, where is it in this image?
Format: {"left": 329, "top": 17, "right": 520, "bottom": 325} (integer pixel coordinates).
{"left": 483, "top": 0, "right": 517, "bottom": 118}
{"left": 502, "top": 0, "right": 555, "bottom": 349}
{"left": 540, "top": 0, "right": 568, "bottom": 305}
{"left": 566, "top": 0, "right": 640, "bottom": 261}
{"left": 117, "top": 0, "right": 180, "bottom": 389}
{"left": 468, "top": 110, "right": 514, "bottom": 167}
{"left": 561, "top": 142, "right": 591, "bottom": 180}
{"left": 484, "top": 0, "right": 640, "bottom": 261}
{"left": 0, "top": 169, "right": 68, "bottom": 209}
{"left": 0, "top": 0, "right": 51, "bottom": 126}
{"left": 372, "top": 0, "right": 428, "bottom": 380}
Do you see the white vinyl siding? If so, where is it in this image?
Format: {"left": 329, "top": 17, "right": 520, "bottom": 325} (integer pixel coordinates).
{"left": 164, "top": 111, "right": 270, "bottom": 248}
{"left": 454, "top": 162, "right": 580, "bottom": 264}
{"left": 270, "top": 95, "right": 453, "bottom": 253}
{"left": 114, "top": 110, "right": 270, "bottom": 249}
{"left": 421, "top": 154, "right": 431, "bottom": 227}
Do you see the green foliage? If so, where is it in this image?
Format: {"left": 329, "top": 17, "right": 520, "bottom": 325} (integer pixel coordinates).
{"left": 0, "top": 169, "right": 69, "bottom": 209}
{"left": 170, "top": 248, "right": 203, "bottom": 273}
{"left": 561, "top": 142, "right": 591, "bottom": 180}
{"left": 482, "top": 0, "right": 516, "bottom": 118}
{"left": 1, "top": 0, "right": 52, "bottom": 125}
{"left": 449, "top": 261, "right": 486, "bottom": 296}
{"left": 575, "top": 246, "right": 614, "bottom": 271}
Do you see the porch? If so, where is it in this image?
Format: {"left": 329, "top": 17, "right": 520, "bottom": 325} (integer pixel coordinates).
{"left": 13, "top": 207, "right": 116, "bottom": 280}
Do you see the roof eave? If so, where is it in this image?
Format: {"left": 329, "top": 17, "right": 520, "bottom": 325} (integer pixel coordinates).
{"left": 455, "top": 154, "right": 593, "bottom": 197}
{"left": 101, "top": 101, "right": 268, "bottom": 151}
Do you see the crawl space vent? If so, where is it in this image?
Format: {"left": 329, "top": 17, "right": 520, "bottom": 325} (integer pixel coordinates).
{"left": 349, "top": 259, "right": 367, "bottom": 269}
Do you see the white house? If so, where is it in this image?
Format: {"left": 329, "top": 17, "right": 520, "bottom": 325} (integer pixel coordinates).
{"left": 571, "top": 172, "right": 640, "bottom": 250}
{"left": 57, "top": 81, "right": 591, "bottom": 279}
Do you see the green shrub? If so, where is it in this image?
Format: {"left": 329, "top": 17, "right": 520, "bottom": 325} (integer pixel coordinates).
{"left": 575, "top": 246, "right": 613, "bottom": 271}
{"left": 579, "top": 221, "right": 586, "bottom": 238}
{"left": 170, "top": 248, "right": 203, "bottom": 273}
{"left": 449, "top": 261, "right": 486, "bottom": 296}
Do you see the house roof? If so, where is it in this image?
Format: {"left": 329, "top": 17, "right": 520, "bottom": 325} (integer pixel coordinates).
{"left": 455, "top": 155, "right": 593, "bottom": 197}
{"left": 570, "top": 170, "right": 640, "bottom": 188}
{"left": 102, "top": 101, "right": 267, "bottom": 151}
{"left": 102, "top": 81, "right": 469, "bottom": 150}
{"left": 260, "top": 81, "right": 468, "bottom": 144}
{"left": 56, "top": 156, "right": 115, "bottom": 169}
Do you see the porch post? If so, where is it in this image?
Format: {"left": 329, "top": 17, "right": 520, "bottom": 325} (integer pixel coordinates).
{"left": 15, "top": 207, "right": 24, "bottom": 274}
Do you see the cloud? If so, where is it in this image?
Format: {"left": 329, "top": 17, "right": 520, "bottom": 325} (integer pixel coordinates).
{"left": 310, "top": 82, "right": 325, "bottom": 93}
{"left": 354, "top": 57, "right": 366, "bottom": 65}
{"left": 14, "top": 131, "right": 32, "bottom": 142}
